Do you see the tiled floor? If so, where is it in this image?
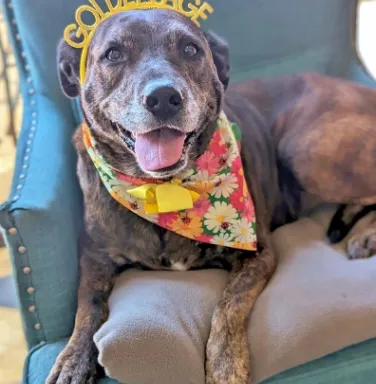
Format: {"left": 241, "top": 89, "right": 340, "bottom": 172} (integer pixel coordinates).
{"left": 0, "top": 2, "right": 375, "bottom": 384}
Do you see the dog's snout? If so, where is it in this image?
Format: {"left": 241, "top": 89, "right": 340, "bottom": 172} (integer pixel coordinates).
{"left": 144, "top": 86, "right": 183, "bottom": 119}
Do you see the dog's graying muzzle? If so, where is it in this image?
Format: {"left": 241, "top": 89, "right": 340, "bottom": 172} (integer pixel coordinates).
{"left": 144, "top": 86, "right": 183, "bottom": 120}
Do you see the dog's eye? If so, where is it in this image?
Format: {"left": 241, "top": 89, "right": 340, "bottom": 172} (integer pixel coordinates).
{"left": 105, "top": 48, "right": 123, "bottom": 62}
{"left": 183, "top": 43, "right": 199, "bottom": 58}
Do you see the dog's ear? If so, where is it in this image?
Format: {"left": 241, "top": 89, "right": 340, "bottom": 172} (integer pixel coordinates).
{"left": 57, "top": 36, "right": 81, "bottom": 98}
{"left": 204, "top": 31, "right": 230, "bottom": 90}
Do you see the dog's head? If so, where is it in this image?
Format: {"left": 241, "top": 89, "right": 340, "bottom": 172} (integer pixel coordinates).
{"left": 58, "top": 9, "right": 229, "bottom": 178}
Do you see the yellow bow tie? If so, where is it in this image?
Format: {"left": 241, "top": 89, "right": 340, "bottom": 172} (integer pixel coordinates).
{"left": 127, "top": 179, "right": 200, "bottom": 214}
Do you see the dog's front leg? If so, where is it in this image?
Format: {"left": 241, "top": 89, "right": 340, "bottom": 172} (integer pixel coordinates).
{"left": 46, "top": 241, "right": 117, "bottom": 384}
{"left": 206, "top": 247, "right": 276, "bottom": 384}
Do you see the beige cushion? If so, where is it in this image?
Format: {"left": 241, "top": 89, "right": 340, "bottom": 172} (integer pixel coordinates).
{"left": 94, "top": 205, "right": 376, "bottom": 384}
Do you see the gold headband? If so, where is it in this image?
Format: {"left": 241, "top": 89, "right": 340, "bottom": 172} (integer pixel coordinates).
{"left": 64, "top": 0, "right": 214, "bottom": 84}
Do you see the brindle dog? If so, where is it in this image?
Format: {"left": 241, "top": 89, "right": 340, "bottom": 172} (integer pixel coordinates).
{"left": 47, "top": 9, "right": 376, "bottom": 384}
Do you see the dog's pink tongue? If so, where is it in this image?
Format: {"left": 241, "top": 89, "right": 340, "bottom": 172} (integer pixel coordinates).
{"left": 135, "top": 128, "right": 186, "bottom": 171}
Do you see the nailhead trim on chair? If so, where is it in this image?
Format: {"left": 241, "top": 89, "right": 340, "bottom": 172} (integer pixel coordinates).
{"left": 5, "top": 0, "right": 45, "bottom": 344}
{"left": 7, "top": 4, "right": 37, "bottom": 204}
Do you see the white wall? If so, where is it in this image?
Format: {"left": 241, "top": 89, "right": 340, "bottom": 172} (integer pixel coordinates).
{"left": 358, "top": 1, "right": 376, "bottom": 78}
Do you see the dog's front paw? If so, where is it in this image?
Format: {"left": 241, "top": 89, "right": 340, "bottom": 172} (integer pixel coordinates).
{"left": 46, "top": 343, "right": 100, "bottom": 384}
{"left": 347, "top": 228, "right": 376, "bottom": 260}
{"left": 205, "top": 313, "right": 250, "bottom": 384}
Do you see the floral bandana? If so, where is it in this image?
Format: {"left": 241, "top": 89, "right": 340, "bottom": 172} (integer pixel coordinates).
{"left": 83, "top": 112, "right": 257, "bottom": 251}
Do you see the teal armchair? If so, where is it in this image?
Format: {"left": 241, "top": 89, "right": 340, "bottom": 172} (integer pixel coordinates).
{"left": 1, "top": 0, "right": 375, "bottom": 383}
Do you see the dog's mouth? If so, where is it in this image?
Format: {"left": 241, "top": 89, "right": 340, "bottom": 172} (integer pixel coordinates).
{"left": 111, "top": 122, "right": 197, "bottom": 172}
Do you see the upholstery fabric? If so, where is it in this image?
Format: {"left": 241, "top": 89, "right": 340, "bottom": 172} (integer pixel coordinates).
{"left": 95, "top": 270, "right": 228, "bottom": 384}
{"left": 25, "top": 337, "right": 376, "bottom": 384}
{"left": 94, "top": 206, "right": 376, "bottom": 384}
{"left": 204, "top": 0, "right": 358, "bottom": 82}
{"left": 0, "top": 0, "right": 376, "bottom": 383}
{"left": 0, "top": 96, "right": 82, "bottom": 347}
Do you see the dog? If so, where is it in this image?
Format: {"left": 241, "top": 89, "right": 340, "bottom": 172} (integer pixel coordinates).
{"left": 47, "top": 8, "right": 376, "bottom": 384}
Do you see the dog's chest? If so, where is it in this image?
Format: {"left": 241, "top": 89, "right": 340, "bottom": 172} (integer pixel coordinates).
{"left": 106, "top": 205, "right": 244, "bottom": 271}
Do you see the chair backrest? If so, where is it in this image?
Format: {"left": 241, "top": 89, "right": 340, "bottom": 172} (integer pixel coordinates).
{"left": 1, "top": 0, "right": 363, "bottom": 347}
{"left": 206, "top": 0, "right": 358, "bottom": 82}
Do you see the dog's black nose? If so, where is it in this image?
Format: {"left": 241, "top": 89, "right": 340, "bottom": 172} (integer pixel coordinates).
{"left": 144, "top": 86, "right": 183, "bottom": 119}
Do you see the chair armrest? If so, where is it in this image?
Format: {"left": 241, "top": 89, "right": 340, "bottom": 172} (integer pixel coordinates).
{"left": 0, "top": 94, "right": 82, "bottom": 348}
